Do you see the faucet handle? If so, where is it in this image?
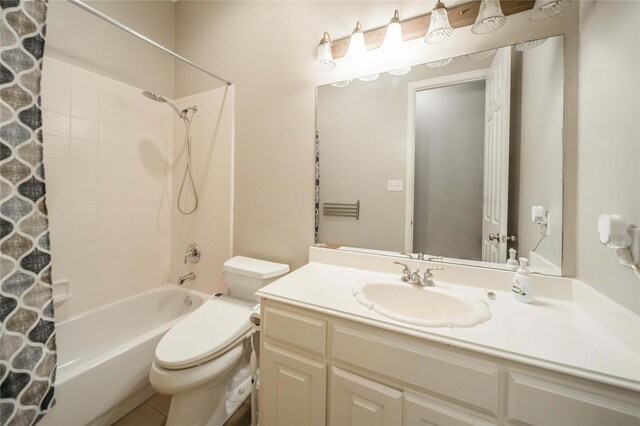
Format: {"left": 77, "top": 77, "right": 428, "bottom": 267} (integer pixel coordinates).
{"left": 424, "top": 266, "right": 444, "bottom": 277}
{"left": 184, "top": 243, "right": 201, "bottom": 264}
{"left": 393, "top": 261, "right": 410, "bottom": 272}
{"left": 400, "top": 252, "right": 414, "bottom": 259}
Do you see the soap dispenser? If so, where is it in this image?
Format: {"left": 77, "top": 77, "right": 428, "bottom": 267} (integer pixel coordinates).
{"left": 511, "top": 258, "right": 535, "bottom": 303}
{"left": 506, "top": 248, "right": 519, "bottom": 270}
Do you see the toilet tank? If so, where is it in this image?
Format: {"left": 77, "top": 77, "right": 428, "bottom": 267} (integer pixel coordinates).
{"left": 223, "top": 256, "right": 289, "bottom": 303}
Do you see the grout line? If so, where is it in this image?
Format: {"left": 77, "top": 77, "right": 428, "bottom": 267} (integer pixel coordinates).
{"left": 143, "top": 401, "right": 168, "bottom": 419}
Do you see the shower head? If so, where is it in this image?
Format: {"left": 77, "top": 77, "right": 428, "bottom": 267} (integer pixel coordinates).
{"left": 142, "top": 90, "right": 186, "bottom": 118}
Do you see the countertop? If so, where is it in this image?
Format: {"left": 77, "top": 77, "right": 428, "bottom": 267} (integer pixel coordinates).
{"left": 257, "top": 261, "right": 640, "bottom": 392}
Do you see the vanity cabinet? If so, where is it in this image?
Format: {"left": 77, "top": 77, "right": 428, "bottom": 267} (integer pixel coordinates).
{"left": 259, "top": 300, "right": 640, "bottom": 426}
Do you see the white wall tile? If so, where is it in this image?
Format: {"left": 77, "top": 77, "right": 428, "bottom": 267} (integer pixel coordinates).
{"left": 68, "top": 139, "right": 97, "bottom": 162}
{"left": 70, "top": 117, "right": 98, "bottom": 141}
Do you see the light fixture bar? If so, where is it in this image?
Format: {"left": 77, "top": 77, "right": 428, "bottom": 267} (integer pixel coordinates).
{"left": 331, "top": 0, "right": 535, "bottom": 59}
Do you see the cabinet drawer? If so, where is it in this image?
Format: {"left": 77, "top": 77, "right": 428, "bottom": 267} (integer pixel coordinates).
{"left": 403, "top": 392, "right": 494, "bottom": 426}
{"left": 507, "top": 371, "right": 640, "bottom": 425}
{"left": 331, "top": 324, "right": 500, "bottom": 417}
{"left": 330, "top": 367, "right": 403, "bottom": 426}
{"left": 263, "top": 306, "right": 327, "bottom": 356}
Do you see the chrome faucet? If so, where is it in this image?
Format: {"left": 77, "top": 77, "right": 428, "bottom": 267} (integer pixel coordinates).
{"left": 178, "top": 272, "right": 196, "bottom": 286}
{"left": 422, "top": 267, "right": 444, "bottom": 287}
{"left": 393, "top": 262, "right": 444, "bottom": 287}
{"left": 184, "top": 243, "right": 201, "bottom": 264}
{"left": 400, "top": 252, "right": 426, "bottom": 261}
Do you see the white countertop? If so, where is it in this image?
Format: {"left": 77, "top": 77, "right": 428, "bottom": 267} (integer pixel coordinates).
{"left": 257, "top": 260, "right": 640, "bottom": 392}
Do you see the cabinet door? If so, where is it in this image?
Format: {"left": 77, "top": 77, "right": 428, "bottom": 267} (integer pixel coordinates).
{"left": 403, "top": 392, "right": 495, "bottom": 426}
{"left": 260, "top": 342, "right": 327, "bottom": 426}
{"left": 330, "top": 367, "right": 403, "bottom": 426}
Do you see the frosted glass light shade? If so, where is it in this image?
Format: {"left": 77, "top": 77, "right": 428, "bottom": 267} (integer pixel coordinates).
{"left": 426, "top": 58, "right": 452, "bottom": 68}
{"left": 530, "top": 0, "right": 571, "bottom": 21}
{"left": 330, "top": 80, "right": 351, "bottom": 88}
{"left": 472, "top": 0, "right": 506, "bottom": 35}
{"left": 314, "top": 33, "right": 335, "bottom": 71}
{"left": 346, "top": 22, "right": 367, "bottom": 62}
{"left": 425, "top": 1, "right": 453, "bottom": 45}
{"left": 389, "top": 67, "right": 411, "bottom": 76}
{"left": 381, "top": 10, "right": 406, "bottom": 58}
{"left": 358, "top": 73, "right": 379, "bottom": 82}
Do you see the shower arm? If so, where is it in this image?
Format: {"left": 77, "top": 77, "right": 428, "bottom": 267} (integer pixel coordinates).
{"left": 66, "top": 0, "right": 233, "bottom": 87}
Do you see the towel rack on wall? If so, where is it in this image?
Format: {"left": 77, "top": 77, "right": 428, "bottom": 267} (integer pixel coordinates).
{"left": 323, "top": 201, "right": 360, "bottom": 220}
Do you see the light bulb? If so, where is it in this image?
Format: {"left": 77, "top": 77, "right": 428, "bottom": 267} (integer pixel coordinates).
{"left": 314, "top": 32, "right": 335, "bottom": 71}
{"left": 425, "top": 1, "right": 453, "bottom": 45}
{"left": 346, "top": 21, "right": 367, "bottom": 62}
{"left": 381, "top": 10, "right": 406, "bottom": 58}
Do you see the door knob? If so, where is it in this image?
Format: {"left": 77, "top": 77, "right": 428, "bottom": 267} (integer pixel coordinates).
{"left": 488, "top": 233, "right": 500, "bottom": 241}
{"left": 506, "top": 235, "right": 517, "bottom": 242}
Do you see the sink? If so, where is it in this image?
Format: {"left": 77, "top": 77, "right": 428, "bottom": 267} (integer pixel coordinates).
{"left": 352, "top": 280, "right": 491, "bottom": 328}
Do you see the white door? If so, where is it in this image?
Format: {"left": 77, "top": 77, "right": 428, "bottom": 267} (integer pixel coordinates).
{"left": 330, "top": 367, "right": 403, "bottom": 426}
{"left": 482, "top": 46, "right": 511, "bottom": 263}
{"left": 260, "top": 342, "right": 327, "bottom": 426}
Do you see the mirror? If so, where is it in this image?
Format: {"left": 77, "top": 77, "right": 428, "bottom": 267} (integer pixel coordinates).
{"left": 316, "top": 36, "right": 564, "bottom": 275}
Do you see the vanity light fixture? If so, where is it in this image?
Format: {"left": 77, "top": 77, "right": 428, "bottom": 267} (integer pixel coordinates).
{"left": 426, "top": 58, "right": 453, "bottom": 68}
{"left": 345, "top": 21, "right": 367, "bottom": 62}
{"left": 389, "top": 67, "right": 412, "bottom": 76}
{"left": 330, "top": 80, "right": 351, "bottom": 88}
{"left": 381, "top": 10, "right": 406, "bottom": 58}
{"left": 358, "top": 73, "right": 380, "bottom": 82}
{"left": 515, "top": 38, "right": 547, "bottom": 51}
{"left": 314, "top": 32, "right": 336, "bottom": 71}
{"left": 425, "top": 0, "right": 453, "bottom": 45}
{"left": 530, "top": 0, "right": 572, "bottom": 21}
{"left": 471, "top": 0, "right": 506, "bottom": 35}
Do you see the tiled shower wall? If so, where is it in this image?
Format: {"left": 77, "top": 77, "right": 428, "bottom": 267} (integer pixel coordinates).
{"left": 170, "top": 88, "right": 234, "bottom": 295}
{"left": 42, "top": 57, "right": 174, "bottom": 321}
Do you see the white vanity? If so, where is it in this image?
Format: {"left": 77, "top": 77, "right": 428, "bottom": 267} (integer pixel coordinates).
{"left": 256, "top": 248, "right": 640, "bottom": 426}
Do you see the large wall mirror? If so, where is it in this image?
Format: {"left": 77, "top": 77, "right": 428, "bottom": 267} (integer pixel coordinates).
{"left": 316, "top": 35, "right": 565, "bottom": 275}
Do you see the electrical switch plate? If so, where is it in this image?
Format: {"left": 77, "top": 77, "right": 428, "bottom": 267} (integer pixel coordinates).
{"left": 387, "top": 180, "right": 403, "bottom": 192}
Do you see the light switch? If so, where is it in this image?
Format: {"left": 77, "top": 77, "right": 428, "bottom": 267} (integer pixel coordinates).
{"left": 387, "top": 180, "right": 403, "bottom": 192}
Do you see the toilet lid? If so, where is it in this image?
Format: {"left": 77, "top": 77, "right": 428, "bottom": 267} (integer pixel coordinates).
{"left": 155, "top": 299, "right": 253, "bottom": 370}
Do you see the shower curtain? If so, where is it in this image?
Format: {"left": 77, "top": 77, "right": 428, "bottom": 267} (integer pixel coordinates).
{"left": 1, "top": 1, "right": 57, "bottom": 425}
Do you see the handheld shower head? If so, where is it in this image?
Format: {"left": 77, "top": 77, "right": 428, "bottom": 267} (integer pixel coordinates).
{"left": 142, "top": 90, "right": 186, "bottom": 118}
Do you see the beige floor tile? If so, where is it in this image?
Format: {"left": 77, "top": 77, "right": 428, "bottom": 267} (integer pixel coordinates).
{"left": 112, "top": 403, "right": 166, "bottom": 426}
{"left": 224, "top": 402, "right": 251, "bottom": 426}
{"left": 146, "top": 393, "right": 172, "bottom": 416}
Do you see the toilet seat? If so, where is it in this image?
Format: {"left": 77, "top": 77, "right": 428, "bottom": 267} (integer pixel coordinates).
{"left": 155, "top": 298, "right": 253, "bottom": 370}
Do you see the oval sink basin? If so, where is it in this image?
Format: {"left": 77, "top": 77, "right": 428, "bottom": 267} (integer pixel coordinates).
{"left": 352, "top": 281, "right": 491, "bottom": 328}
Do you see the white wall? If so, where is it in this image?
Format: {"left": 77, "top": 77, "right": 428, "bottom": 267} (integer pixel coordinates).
{"left": 170, "top": 88, "right": 234, "bottom": 295}
{"left": 516, "top": 37, "right": 564, "bottom": 269}
{"left": 46, "top": 0, "right": 175, "bottom": 96}
{"left": 576, "top": 1, "right": 640, "bottom": 314}
{"left": 174, "top": 1, "right": 578, "bottom": 271}
{"left": 42, "top": 57, "right": 174, "bottom": 321}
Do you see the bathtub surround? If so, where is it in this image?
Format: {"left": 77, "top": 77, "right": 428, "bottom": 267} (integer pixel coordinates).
{"left": 170, "top": 87, "right": 234, "bottom": 295}
{"left": 0, "top": 0, "right": 58, "bottom": 424}
{"left": 41, "top": 57, "right": 174, "bottom": 321}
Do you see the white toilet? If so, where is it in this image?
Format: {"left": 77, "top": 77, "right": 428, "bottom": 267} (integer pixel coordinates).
{"left": 149, "top": 256, "right": 289, "bottom": 426}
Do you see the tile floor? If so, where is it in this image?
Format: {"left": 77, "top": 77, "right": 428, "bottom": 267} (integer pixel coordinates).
{"left": 112, "top": 393, "right": 251, "bottom": 426}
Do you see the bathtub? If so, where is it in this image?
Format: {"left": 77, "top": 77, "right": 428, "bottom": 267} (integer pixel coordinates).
{"left": 41, "top": 285, "right": 209, "bottom": 426}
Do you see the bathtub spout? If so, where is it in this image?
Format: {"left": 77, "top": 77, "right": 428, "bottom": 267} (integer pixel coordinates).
{"left": 178, "top": 272, "right": 196, "bottom": 286}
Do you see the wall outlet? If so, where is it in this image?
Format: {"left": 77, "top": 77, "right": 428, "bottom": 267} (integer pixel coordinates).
{"left": 387, "top": 180, "right": 403, "bottom": 192}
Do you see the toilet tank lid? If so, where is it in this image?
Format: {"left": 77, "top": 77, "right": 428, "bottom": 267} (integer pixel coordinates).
{"left": 223, "top": 256, "right": 290, "bottom": 279}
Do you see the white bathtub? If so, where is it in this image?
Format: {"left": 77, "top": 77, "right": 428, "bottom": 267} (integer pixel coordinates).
{"left": 41, "top": 285, "right": 209, "bottom": 426}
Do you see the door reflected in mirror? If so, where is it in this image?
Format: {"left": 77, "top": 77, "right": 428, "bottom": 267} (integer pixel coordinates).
{"left": 317, "top": 36, "right": 564, "bottom": 275}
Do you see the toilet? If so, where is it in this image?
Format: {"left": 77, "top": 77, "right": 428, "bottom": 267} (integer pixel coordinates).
{"left": 149, "top": 256, "right": 289, "bottom": 426}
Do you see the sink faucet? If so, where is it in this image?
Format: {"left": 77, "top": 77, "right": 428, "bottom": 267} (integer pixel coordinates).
{"left": 422, "top": 267, "right": 444, "bottom": 287}
{"left": 400, "top": 252, "right": 426, "bottom": 261}
{"left": 178, "top": 272, "right": 196, "bottom": 286}
{"left": 394, "top": 262, "right": 444, "bottom": 287}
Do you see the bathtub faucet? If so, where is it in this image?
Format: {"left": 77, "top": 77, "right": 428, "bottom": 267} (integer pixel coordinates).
{"left": 178, "top": 272, "right": 196, "bottom": 286}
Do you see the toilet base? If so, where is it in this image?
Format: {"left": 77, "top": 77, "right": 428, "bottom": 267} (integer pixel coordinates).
{"left": 165, "top": 359, "right": 252, "bottom": 426}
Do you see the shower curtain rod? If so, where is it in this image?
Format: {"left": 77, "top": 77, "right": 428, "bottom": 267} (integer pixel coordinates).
{"left": 66, "top": 0, "right": 233, "bottom": 86}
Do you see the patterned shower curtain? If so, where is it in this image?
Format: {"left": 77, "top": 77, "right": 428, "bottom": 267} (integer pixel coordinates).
{"left": 1, "top": 1, "right": 57, "bottom": 425}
